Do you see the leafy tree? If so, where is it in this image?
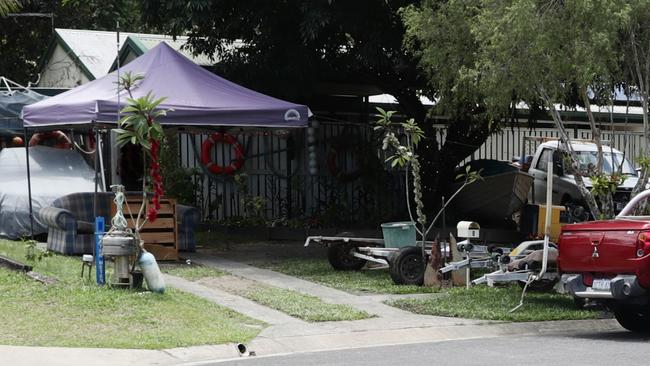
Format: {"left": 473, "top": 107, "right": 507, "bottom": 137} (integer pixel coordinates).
{"left": 60, "top": 0, "right": 146, "bottom": 31}
{"left": 115, "top": 72, "right": 168, "bottom": 226}
{"left": 0, "top": 0, "right": 148, "bottom": 84}
{"left": 141, "top": 1, "right": 427, "bottom": 107}
{"left": 142, "top": 0, "right": 499, "bottom": 212}
{"left": 469, "top": 0, "right": 630, "bottom": 219}
{"left": 401, "top": 0, "right": 498, "bottom": 209}
{"left": 620, "top": 0, "right": 650, "bottom": 199}
{"left": 0, "top": 0, "right": 19, "bottom": 16}
{"left": 0, "top": 1, "right": 51, "bottom": 83}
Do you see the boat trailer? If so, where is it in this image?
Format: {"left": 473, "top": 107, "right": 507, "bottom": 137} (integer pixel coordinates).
{"left": 305, "top": 222, "right": 559, "bottom": 288}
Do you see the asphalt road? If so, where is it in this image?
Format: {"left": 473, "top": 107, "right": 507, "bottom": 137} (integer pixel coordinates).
{"left": 210, "top": 329, "right": 650, "bottom": 366}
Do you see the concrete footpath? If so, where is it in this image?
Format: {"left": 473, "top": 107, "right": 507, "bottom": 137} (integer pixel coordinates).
{"left": 0, "top": 253, "right": 624, "bottom": 366}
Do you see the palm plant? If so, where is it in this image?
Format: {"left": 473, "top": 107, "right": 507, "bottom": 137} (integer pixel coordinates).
{"left": 0, "top": 0, "right": 19, "bottom": 16}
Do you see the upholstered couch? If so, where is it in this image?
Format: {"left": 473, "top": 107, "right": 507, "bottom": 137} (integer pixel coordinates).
{"left": 38, "top": 192, "right": 200, "bottom": 255}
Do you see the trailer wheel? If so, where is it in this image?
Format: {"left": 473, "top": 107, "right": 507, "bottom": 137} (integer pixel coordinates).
{"left": 614, "top": 305, "right": 650, "bottom": 333}
{"left": 389, "top": 246, "right": 425, "bottom": 286}
{"left": 327, "top": 243, "right": 366, "bottom": 271}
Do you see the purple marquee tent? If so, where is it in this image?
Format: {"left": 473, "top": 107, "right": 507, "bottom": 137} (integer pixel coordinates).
{"left": 23, "top": 42, "right": 310, "bottom": 128}
{"left": 19, "top": 42, "right": 310, "bottom": 239}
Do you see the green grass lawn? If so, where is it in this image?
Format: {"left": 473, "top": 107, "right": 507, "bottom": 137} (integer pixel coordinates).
{"left": 161, "top": 264, "right": 226, "bottom": 280}
{"left": 388, "top": 285, "right": 601, "bottom": 322}
{"left": 0, "top": 240, "right": 264, "bottom": 349}
{"left": 163, "top": 261, "right": 372, "bottom": 322}
{"left": 237, "top": 284, "right": 372, "bottom": 322}
{"left": 258, "top": 258, "right": 438, "bottom": 295}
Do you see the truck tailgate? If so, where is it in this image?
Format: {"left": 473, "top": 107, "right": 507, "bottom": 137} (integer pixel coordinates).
{"left": 558, "top": 220, "right": 648, "bottom": 273}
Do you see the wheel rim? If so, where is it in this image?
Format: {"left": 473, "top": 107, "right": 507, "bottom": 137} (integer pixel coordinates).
{"left": 340, "top": 246, "right": 357, "bottom": 265}
{"left": 401, "top": 254, "right": 423, "bottom": 280}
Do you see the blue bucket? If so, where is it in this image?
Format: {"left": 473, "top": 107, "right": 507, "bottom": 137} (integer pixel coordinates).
{"left": 381, "top": 221, "right": 416, "bottom": 248}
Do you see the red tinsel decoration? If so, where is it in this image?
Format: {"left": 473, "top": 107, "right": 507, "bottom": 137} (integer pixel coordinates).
{"left": 146, "top": 137, "right": 164, "bottom": 222}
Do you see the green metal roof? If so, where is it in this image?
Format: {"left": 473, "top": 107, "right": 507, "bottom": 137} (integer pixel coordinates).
{"left": 42, "top": 29, "right": 215, "bottom": 82}
{"left": 133, "top": 35, "right": 214, "bottom": 65}
{"left": 109, "top": 34, "right": 214, "bottom": 71}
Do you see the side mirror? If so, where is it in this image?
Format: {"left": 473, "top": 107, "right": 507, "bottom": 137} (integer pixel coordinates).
{"left": 553, "top": 161, "right": 564, "bottom": 176}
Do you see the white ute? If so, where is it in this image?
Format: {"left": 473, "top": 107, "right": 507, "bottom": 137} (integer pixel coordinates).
{"left": 527, "top": 140, "right": 638, "bottom": 213}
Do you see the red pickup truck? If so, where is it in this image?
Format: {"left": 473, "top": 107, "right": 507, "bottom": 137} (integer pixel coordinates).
{"left": 559, "top": 190, "right": 650, "bottom": 332}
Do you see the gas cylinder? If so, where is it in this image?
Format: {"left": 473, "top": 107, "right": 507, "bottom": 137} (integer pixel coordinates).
{"left": 139, "top": 250, "right": 165, "bottom": 293}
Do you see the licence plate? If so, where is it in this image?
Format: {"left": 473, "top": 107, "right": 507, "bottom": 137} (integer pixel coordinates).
{"left": 592, "top": 278, "right": 611, "bottom": 291}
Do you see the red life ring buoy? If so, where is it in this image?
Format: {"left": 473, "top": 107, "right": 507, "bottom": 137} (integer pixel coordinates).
{"left": 86, "top": 132, "right": 96, "bottom": 150}
{"left": 200, "top": 133, "right": 245, "bottom": 175}
{"left": 326, "top": 135, "right": 366, "bottom": 182}
{"left": 28, "top": 131, "right": 72, "bottom": 149}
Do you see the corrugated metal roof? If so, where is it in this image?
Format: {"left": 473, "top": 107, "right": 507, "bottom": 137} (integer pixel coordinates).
{"left": 133, "top": 35, "right": 214, "bottom": 66}
{"left": 54, "top": 29, "right": 214, "bottom": 79}
{"left": 55, "top": 28, "right": 136, "bottom": 78}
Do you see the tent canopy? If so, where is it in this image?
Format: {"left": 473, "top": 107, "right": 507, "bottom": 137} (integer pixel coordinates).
{"left": 22, "top": 43, "right": 310, "bottom": 129}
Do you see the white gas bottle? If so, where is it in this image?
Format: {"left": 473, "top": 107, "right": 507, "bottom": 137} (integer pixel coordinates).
{"left": 139, "top": 250, "right": 165, "bottom": 293}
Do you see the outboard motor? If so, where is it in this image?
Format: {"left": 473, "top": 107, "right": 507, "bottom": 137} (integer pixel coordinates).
{"left": 102, "top": 230, "right": 137, "bottom": 287}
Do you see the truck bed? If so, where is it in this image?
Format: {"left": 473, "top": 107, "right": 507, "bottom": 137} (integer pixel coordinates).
{"left": 558, "top": 219, "right": 650, "bottom": 277}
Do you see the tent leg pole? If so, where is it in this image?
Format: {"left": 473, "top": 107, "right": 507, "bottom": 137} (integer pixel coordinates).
{"left": 93, "top": 127, "right": 99, "bottom": 252}
{"left": 286, "top": 147, "right": 292, "bottom": 219}
{"left": 24, "top": 128, "right": 34, "bottom": 240}
{"left": 93, "top": 128, "right": 100, "bottom": 258}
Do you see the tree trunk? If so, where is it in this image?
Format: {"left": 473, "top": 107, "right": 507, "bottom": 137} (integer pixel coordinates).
{"left": 390, "top": 90, "right": 492, "bottom": 216}
{"left": 426, "top": 114, "right": 492, "bottom": 210}
{"left": 542, "top": 92, "right": 602, "bottom": 218}
{"left": 582, "top": 88, "right": 603, "bottom": 175}
{"left": 629, "top": 28, "right": 650, "bottom": 198}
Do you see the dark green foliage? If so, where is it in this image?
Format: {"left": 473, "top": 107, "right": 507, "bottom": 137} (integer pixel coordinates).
{"left": 160, "top": 133, "right": 198, "bottom": 205}
{"left": 0, "top": 0, "right": 150, "bottom": 84}
{"left": 140, "top": 0, "right": 427, "bottom": 111}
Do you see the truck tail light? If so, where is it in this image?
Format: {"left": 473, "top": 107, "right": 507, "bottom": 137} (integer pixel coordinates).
{"left": 636, "top": 231, "right": 650, "bottom": 257}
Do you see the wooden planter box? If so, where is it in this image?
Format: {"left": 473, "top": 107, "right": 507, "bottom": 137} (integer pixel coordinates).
{"left": 113, "top": 195, "right": 179, "bottom": 261}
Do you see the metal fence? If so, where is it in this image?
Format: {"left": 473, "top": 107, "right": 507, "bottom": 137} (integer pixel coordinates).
{"left": 179, "top": 121, "right": 646, "bottom": 223}
{"left": 178, "top": 121, "right": 406, "bottom": 224}
{"left": 455, "top": 126, "right": 645, "bottom": 163}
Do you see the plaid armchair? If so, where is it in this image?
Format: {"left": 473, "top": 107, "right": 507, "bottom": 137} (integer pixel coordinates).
{"left": 38, "top": 192, "right": 114, "bottom": 255}
{"left": 38, "top": 192, "right": 200, "bottom": 255}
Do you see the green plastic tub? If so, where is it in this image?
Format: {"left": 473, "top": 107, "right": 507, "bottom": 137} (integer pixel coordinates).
{"left": 381, "top": 221, "right": 416, "bottom": 248}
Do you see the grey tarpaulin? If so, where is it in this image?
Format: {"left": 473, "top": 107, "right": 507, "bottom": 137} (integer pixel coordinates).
{"left": 0, "top": 84, "right": 46, "bottom": 133}
{"left": 0, "top": 146, "right": 97, "bottom": 239}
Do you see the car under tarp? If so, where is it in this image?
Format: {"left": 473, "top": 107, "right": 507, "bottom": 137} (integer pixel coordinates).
{"left": 22, "top": 42, "right": 310, "bottom": 129}
{"left": 0, "top": 146, "right": 97, "bottom": 239}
